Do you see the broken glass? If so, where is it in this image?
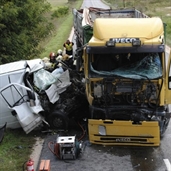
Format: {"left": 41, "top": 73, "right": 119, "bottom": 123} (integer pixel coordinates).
{"left": 91, "top": 53, "right": 162, "bottom": 79}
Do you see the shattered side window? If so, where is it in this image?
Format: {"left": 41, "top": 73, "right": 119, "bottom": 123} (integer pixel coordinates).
{"left": 90, "top": 53, "right": 162, "bottom": 79}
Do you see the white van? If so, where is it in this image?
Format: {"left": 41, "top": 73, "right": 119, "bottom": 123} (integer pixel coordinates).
{"left": 0, "top": 59, "right": 45, "bottom": 133}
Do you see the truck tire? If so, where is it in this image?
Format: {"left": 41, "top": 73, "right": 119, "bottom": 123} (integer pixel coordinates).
{"left": 76, "top": 49, "right": 83, "bottom": 72}
{"left": 160, "top": 117, "right": 170, "bottom": 138}
{"left": 160, "top": 106, "right": 171, "bottom": 138}
{"left": 76, "top": 56, "right": 82, "bottom": 71}
{"left": 48, "top": 111, "right": 69, "bottom": 130}
{"left": 76, "top": 36, "right": 81, "bottom": 47}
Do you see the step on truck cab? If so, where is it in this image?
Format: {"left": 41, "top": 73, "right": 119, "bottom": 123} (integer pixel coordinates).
{"left": 73, "top": 7, "right": 171, "bottom": 146}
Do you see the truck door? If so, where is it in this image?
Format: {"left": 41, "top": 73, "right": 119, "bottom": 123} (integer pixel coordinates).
{"left": 166, "top": 49, "right": 171, "bottom": 104}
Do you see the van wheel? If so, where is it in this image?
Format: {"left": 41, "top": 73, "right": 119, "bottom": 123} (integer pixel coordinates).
{"left": 48, "top": 111, "right": 69, "bottom": 130}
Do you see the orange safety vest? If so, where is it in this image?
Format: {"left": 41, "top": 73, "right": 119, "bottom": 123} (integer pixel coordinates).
{"left": 65, "top": 43, "right": 73, "bottom": 51}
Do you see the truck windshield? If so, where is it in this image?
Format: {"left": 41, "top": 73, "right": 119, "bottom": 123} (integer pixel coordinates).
{"left": 90, "top": 53, "right": 162, "bottom": 79}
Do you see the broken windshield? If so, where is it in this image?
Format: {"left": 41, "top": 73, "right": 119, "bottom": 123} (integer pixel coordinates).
{"left": 90, "top": 53, "right": 162, "bottom": 79}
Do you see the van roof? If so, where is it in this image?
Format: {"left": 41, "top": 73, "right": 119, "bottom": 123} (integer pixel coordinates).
{"left": 0, "top": 59, "right": 44, "bottom": 75}
{"left": 0, "top": 60, "right": 27, "bottom": 75}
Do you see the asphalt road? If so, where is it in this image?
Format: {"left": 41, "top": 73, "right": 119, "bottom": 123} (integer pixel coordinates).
{"left": 37, "top": 0, "right": 171, "bottom": 171}
{"left": 38, "top": 121, "right": 171, "bottom": 171}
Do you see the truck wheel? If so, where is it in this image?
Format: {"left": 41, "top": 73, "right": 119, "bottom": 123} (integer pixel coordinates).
{"left": 48, "top": 111, "right": 69, "bottom": 130}
{"left": 76, "top": 56, "right": 81, "bottom": 71}
{"left": 160, "top": 106, "right": 171, "bottom": 138}
{"left": 76, "top": 36, "right": 81, "bottom": 47}
{"left": 160, "top": 117, "right": 170, "bottom": 138}
{"left": 76, "top": 55, "right": 83, "bottom": 72}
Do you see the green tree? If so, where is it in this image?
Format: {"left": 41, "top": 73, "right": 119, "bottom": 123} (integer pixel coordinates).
{"left": 0, "top": 0, "right": 53, "bottom": 64}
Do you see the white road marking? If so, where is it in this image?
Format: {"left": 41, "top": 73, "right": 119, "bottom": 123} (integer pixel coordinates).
{"left": 164, "top": 159, "right": 171, "bottom": 171}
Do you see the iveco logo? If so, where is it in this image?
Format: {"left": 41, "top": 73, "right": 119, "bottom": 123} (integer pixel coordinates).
{"left": 115, "top": 138, "right": 131, "bottom": 142}
{"left": 110, "top": 38, "right": 139, "bottom": 43}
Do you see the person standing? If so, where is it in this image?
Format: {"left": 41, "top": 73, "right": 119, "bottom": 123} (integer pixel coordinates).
{"left": 63, "top": 39, "right": 74, "bottom": 56}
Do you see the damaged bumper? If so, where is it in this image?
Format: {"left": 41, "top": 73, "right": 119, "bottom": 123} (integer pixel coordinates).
{"left": 88, "top": 119, "right": 160, "bottom": 146}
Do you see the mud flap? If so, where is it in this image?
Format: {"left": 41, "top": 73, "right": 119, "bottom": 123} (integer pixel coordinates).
{"left": 88, "top": 119, "right": 160, "bottom": 146}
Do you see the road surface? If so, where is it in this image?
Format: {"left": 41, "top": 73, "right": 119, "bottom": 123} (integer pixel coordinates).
{"left": 39, "top": 121, "right": 171, "bottom": 171}
{"left": 38, "top": 1, "right": 171, "bottom": 171}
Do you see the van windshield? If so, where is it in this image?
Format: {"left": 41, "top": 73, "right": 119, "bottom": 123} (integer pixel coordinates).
{"left": 90, "top": 53, "right": 162, "bottom": 79}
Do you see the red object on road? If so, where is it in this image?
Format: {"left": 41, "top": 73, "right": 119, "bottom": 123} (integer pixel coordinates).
{"left": 39, "top": 160, "right": 51, "bottom": 171}
{"left": 26, "top": 159, "right": 34, "bottom": 171}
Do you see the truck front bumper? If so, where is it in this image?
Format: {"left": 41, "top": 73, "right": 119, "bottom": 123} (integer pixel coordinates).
{"left": 88, "top": 119, "right": 160, "bottom": 146}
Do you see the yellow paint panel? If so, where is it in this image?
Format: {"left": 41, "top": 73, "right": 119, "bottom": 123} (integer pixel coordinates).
{"left": 88, "top": 119, "right": 160, "bottom": 146}
{"left": 93, "top": 18, "right": 163, "bottom": 41}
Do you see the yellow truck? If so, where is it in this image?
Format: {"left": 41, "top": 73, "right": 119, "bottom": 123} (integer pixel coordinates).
{"left": 73, "top": 7, "right": 171, "bottom": 146}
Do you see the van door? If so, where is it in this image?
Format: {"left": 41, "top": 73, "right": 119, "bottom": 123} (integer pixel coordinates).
{"left": 0, "top": 83, "right": 44, "bottom": 134}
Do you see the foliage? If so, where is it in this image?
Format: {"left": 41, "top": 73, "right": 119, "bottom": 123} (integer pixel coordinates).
{"left": 0, "top": 0, "right": 53, "bottom": 64}
{"left": 0, "top": 128, "right": 42, "bottom": 171}
{"left": 39, "top": 0, "right": 83, "bottom": 58}
{"left": 51, "top": 6, "right": 69, "bottom": 18}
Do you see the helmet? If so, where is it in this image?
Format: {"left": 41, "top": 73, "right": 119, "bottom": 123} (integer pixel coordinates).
{"left": 49, "top": 52, "right": 56, "bottom": 63}
{"left": 49, "top": 52, "right": 56, "bottom": 58}
{"left": 57, "top": 49, "right": 63, "bottom": 55}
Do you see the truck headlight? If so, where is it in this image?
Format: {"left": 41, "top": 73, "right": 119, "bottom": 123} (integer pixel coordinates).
{"left": 99, "top": 125, "right": 106, "bottom": 135}
{"left": 94, "top": 84, "right": 103, "bottom": 98}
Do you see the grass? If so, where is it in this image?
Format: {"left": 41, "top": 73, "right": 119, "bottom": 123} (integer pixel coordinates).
{"left": 0, "top": 128, "right": 43, "bottom": 171}
{"left": 1, "top": 0, "right": 170, "bottom": 170}
{"left": 39, "top": 0, "right": 83, "bottom": 58}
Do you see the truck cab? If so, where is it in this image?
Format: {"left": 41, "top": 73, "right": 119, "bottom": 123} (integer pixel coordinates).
{"left": 79, "top": 17, "right": 171, "bottom": 146}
